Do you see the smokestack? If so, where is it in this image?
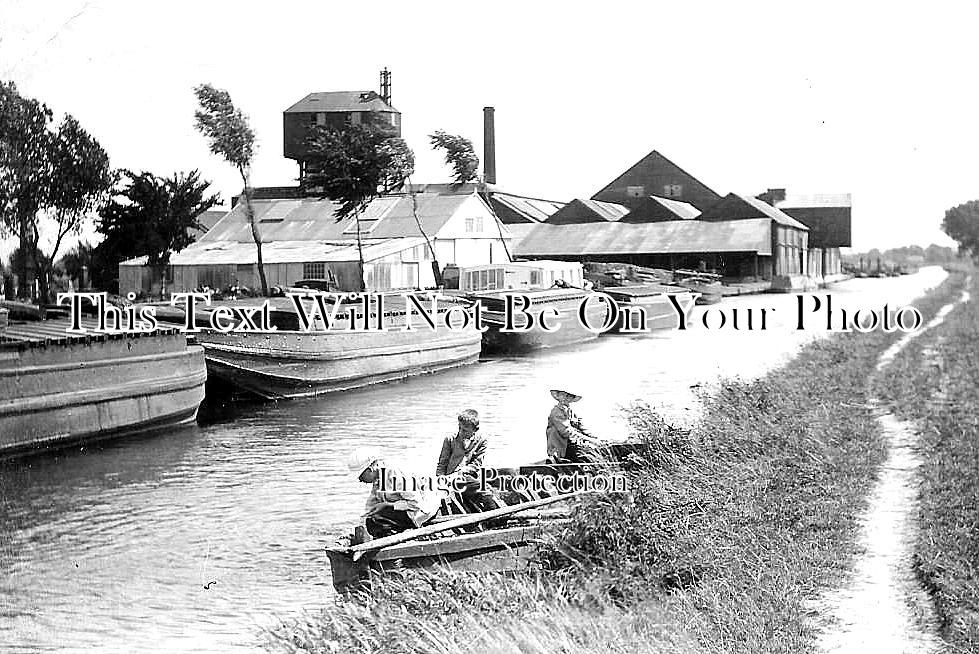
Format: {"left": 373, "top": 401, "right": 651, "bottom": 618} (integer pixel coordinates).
{"left": 483, "top": 106, "right": 496, "bottom": 185}
{"left": 379, "top": 68, "right": 392, "bottom": 105}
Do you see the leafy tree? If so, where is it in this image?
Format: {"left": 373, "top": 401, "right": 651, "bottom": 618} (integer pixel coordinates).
{"left": 302, "top": 114, "right": 415, "bottom": 291}
{"left": 429, "top": 130, "right": 479, "bottom": 185}
{"left": 428, "top": 129, "right": 513, "bottom": 263}
{"left": 0, "top": 82, "right": 113, "bottom": 302}
{"left": 193, "top": 84, "right": 268, "bottom": 295}
{"left": 942, "top": 200, "right": 979, "bottom": 260}
{"left": 57, "top": 241, "right": 94, "bottom": 289}
{"left": 94, "top": 170, "right": 218, "bottom": 292}
{"left": 0, "top": 81, "right": 51, "bottom": 299}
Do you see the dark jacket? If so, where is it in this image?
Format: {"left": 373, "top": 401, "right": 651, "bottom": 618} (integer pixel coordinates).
{"left": 436, "top": 433, "right": 488, "bottom": 477}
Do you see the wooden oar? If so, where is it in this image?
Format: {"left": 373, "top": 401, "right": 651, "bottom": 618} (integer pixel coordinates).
{"left": 348, "top": 491, "right": 585, "bottom": 561}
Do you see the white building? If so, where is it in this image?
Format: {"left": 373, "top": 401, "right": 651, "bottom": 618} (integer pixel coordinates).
{"left": 119, "top": 188, "right": 513, "bottom": 295}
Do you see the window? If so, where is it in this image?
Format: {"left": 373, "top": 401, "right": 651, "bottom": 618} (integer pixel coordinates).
{"left": 404, "top": 263, "right": 418, "bottom": 289}
{"left": 663, "top": 184, "right": 683, "bottom": 198}
{"left": 309, "top": 113, "right": 317, "bottom": 126}
{"left": 391, "top": 114, "right": 399, "bottom": 127}
{"left": 303, "top": 262, "right": 326, "bottom": 279}
{"left": 626, "top": 185, "right": 644, "bottom": 198}
{"left": 530, "top": 270, "right": 541, "bottom": 286}
{"left": 475, "top": 217, "right": 484, "bottom": 232}
{"left": 465, "top": 217, "right": 475, "bottom": 232}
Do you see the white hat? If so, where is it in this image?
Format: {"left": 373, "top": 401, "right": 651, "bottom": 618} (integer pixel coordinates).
{"left": 347, "top": 447, "right": 380, "bottom": 480}
{"left": 550, "top": 388, "right": 582, "bottom": 403}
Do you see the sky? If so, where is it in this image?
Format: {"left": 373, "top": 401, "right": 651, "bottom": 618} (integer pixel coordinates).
{"left": 1, "top": 0, "right": 974, "bottom": 260}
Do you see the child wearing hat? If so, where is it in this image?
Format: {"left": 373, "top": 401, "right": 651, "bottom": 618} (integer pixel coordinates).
{"left": 348, "top": 447, "right": 440, "bottom": 538}
{"left": 546, "top": 388, "right": 602, "bottom": 464}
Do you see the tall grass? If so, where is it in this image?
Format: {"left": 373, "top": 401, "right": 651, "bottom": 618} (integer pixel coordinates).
{"left": 267, "top": 274, "right": 964, "bottom": 654}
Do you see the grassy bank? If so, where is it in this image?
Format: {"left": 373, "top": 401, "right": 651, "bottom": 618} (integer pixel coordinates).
{"left": 874, "top": 269, "right": 979, "bottom": 652}
{"left": 269, "top": 275, "right": 963, "bottom": 654}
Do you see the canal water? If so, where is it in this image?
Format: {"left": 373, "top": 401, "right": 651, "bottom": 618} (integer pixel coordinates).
{"left": 0, "top": 269, "right": 946, "bottom": 653}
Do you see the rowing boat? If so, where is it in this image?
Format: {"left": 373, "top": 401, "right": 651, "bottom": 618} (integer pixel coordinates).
{"left": 324, "top": 451, "right": 644, "bottom": 592}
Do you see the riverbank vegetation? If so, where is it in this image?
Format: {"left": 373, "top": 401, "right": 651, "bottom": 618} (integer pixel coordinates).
{"left": 874, "top": 269, "right": 979, "bottom": 652}
{"left": 269, "top": 274, "right": 965, "bottom": 654}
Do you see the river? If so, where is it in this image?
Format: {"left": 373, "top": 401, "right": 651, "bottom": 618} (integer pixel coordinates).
{"left": 0, "top": 269, "right": 946, "bottom": 653}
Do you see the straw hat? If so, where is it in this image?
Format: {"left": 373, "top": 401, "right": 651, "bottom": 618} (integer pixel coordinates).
{"left": 550, "top": 388, "right": 582, "bottom": 403}
{"left": 347, "top": 447, "right": 381, "bottom": 480}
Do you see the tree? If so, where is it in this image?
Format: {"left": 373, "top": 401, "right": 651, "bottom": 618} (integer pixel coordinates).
{"left": 0, "top": 81, "right": 50, "bottom": 299}
{"left": 58, "top": 241, "right": 94, "bottom": 289}
{"left": 193, "top": 84, "right": 268, "bottom": 295}
{"left": 429, "top": 130, "right": 479, "bottom": 186}
{"left": 0, "top": 82, "right": 113, "bottom": 302}
{"left": 95, "top": 170, "right": 219, "bottom": 293}
{"left": 942, "top": 200, "right": 979, "bottom": 260}
{"left": 429, "top": 129, "right": 512, "bottom": 263}
{"left": 302, "top": 114, "right": 415, "bottom": 291}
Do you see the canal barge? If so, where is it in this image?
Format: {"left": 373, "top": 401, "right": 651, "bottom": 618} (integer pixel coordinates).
{"left": 456, "top": 261, "right": 613, "bottom": 353}
{"left": 165, "top": 294, "right": 482, "bottom": 400}
{"left": 0, "top": 316, "right": 207, "bottom": 457}
{"left": 601, "top": 284, "right": 697, "bottom": 332}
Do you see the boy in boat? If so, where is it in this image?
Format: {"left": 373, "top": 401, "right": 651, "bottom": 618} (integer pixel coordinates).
{"left": 546, "top": 388, "right": 603, "bottom": 464}
{"left": 348, "top": 448, "right": 440, "bottom": 538}
{"left": 436, "top": 409, "right": 501, "bottom": 513}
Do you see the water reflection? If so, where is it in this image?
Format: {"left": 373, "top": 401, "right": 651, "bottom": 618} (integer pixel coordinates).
{"left": 0, "top": 269, "right": 947, "bottom": 652}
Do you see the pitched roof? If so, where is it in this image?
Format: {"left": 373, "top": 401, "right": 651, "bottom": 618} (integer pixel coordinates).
{"left": 486, "top": 191, "right": 566, "bottom": 223}
{"left": 591, "top": 150, "right": 723, "bottom": 211}
{"left": 168, "top": 237, "right": 426, "bottom": 266}
{"left": 620, "top": 195, "right": 701, "bottom": 223}
{"left": 546, "top": 198, "right": 630, "bottom": 224}
{"left": 284, "top": 91, "right": 398, "bottom": 114}
{"left": 698, "top": 193, "right": 809, "bottom": 230}
{"left": 199, "top": 192, "right": 493, "bottom": 244}
{"left": 515, "top": 219, "right": 773, "bottom": 257}
{"left": 188, "top": 209, "right": 228, "bottom": 240}
{"left": 649, "top": 196, "right": 700, "bottom": 220}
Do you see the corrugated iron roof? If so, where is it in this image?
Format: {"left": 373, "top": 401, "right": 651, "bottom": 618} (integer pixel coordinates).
{"left": 649, "top": 196, "right": 700, "bottom": 220}
{"left": 515, "top": 219, "right": 773, "bottom": 257}
{"left": 284, "top": 91, "right": 398, "bottom": 114}
{"left": 489, "top": 192, "right": 566, "bottom": 222}
{"left": 168, "top": 237, "right": 426, "bottom": 266}
{"left": 547, "top": 198, "right": 630, "bottom": 225}
{"left": 700, "top": 194, "right": 809, "bottom": 230}
{"left": 199, "top": 192, "right": 484, "bottom": 244}
{"left": 505, "top": 223, "right": 538, "bottom": 249}
{"left": 776, "top": 193, "right": 852, "bottom": 208}
{"left": 582, "top": 198, "right": 630, "bottom": 221}
{"left": 738, "top": 195, "right": 810, "bottom": 230}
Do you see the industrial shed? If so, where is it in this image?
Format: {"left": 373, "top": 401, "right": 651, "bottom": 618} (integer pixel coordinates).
{"left": 514, "top": 218, "right": 777, "bottom": 279}
{"left": 119, "top": 189, "right": 512, "bottom": 295}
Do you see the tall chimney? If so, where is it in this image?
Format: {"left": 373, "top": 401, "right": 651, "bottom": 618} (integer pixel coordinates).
{"left": 483, "top": 106, "right": 496, "bottom": 185}
{"left": 380, "top": 68, "right": 392, "bottom": 105}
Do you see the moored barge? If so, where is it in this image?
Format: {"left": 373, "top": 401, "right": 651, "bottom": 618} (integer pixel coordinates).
{"left": 601, "top": 284, "right": 697, "bottom": 332}
{"left": 164, "top": 294, "right": 482, "bottom": 400}
{"left": 0, "top": 317, "right": 207, "bottom": 457}
{"left": 456, "top": 261, "right": 613, "bottom": 353}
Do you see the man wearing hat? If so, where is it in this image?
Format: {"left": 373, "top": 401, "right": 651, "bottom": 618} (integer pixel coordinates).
{"left": 348, "top": 448, "right": 440, "bottom": 538}
{"left": 546, "top": 387, "right": 601, "bottom": 464}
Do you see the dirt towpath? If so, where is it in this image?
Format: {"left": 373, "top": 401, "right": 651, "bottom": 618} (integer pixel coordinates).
{"left": 815, "top": 284, "right": 971, "bottom": 653}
